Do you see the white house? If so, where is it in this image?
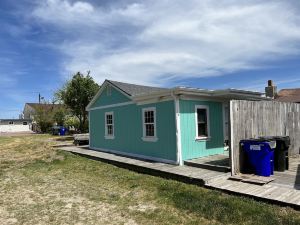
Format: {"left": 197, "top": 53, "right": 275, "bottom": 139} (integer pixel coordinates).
{"left": 0, "top": 119, "right": 32, "bottom": 133}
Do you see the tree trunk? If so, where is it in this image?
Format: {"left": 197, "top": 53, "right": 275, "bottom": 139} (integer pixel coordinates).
{"left": 82, "top": 110, "right": 87, "bottom": 133}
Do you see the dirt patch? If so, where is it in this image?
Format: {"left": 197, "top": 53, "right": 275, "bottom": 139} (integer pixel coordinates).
{"left": 0, "top": 131, "right": 36, "bottom": 137}
{"left": 128, "top": 203, "right": 158, "bottom": 212}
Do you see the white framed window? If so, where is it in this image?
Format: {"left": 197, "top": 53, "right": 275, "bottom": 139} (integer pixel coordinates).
{"left": 195, "top": 105, "right": 210, "bottom": 140}
{"left": 142, "top": 107, "right": 158, "bottom": 142}
{"left": 105, "top": 112, "right": 114, "bottom": 139}
{"left": 8, "top": 121, "right": 14, "bottom": 125}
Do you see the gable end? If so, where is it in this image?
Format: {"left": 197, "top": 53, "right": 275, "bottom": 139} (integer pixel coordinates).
{"left": 87, "top": 80, "right": 132, "bottom": 110}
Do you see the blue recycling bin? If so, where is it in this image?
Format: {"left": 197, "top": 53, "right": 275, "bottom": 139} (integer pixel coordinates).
{"left": 240, "top": 139, "right": 275, "bottom": 177}
{"left": 59, "top": 127, "right": 66, "bottom": 136}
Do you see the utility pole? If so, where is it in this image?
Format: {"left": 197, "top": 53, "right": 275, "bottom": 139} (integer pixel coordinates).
{"left": 39, "top": 93, "right": 41, "bottom": 104}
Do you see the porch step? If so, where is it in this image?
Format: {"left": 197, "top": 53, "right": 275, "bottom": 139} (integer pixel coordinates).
{"left": 184, "top": 160, "right": 231, "bottom": 173}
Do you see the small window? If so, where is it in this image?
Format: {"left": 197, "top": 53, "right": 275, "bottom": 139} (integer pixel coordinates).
{"left": 23, "top": 122, "right": 28, "bottom": 125}
{"left": 195, "top": 105, "right": 210, "bottom": 139}
{"left": 8, "top": 121, "right": 14, "bottom": 125}
{"left": 105, "top": 112, "right": 114, "bottom": 139}
{"left": 142, "top": 107, "right": 157, "bottom": 142}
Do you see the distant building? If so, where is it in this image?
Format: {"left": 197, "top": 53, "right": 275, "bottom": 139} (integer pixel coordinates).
{"left": 276, "top": 89, "right": 300, "bottom": 103}
{"left": 0, "top": 119, "right": 32, "bottom": 133}
{"left": 265, "top": 80, "right": 300, "bottom": 103}
{"left": 23, "top": 103, "right": 65, "bottom": 120}
{"left": 23, "top": 103, "right": 66, "bottom": 132}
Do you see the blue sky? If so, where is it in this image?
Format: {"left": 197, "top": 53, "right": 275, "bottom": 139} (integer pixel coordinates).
{"left": 1, "top": 0, "right": 300, "bottom": 118}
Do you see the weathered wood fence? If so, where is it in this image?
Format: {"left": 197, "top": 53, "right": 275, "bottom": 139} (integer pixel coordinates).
{"left": 229, "top": 100, "right": 300, "bottom": 175}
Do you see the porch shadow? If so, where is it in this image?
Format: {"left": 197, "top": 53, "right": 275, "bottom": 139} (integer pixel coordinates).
{"left": 202, "top": 157, "right": 230, "bottom": 167}
{"left": 184, "top": 154, "right": 230, "bottom": 172}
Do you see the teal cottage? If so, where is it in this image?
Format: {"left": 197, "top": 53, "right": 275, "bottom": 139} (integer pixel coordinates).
{"left": 86, "top": 80, "right": 265, "bottom": 165}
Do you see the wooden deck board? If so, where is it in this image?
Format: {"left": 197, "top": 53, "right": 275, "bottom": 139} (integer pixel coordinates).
{"left": 184, "top": 154, "right": 230, "bottom": 172}
{"left": 60, "top": 146, "right": 300, "bottom": 208}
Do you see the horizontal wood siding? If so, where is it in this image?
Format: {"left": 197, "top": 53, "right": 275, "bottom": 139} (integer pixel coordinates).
{"left": 180, "top": 100, "right": 225, "bottom": 160}
{"left": 90, "top": 86, "right": 131, "bottom": 108}
{"left": 230, "top": 100, "right": 300, "bottom": 174}
{"left": 90, "top": 100, "right": 177, "bottom": 161}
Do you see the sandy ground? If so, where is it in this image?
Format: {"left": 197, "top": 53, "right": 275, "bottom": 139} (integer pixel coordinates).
{"left": 0, "top": 131, "right": 36, "bottom": 137}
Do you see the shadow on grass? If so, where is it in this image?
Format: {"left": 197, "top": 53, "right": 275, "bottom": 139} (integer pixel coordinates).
{"left": 55, "top": 136, "right": 74, "bottom": 142}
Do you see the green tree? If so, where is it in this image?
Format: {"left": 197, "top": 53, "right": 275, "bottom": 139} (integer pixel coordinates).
{"left": 34, "top": 105, "right": 55, "bottom": 133}
{"left": 53, "top": 108, "right": 67, "bottom": 126}
{"left": 64, "top": 115, "right": 80, "bottom": 128}
{"left": 55, "top": 72, "right": 99, "bottom": 132}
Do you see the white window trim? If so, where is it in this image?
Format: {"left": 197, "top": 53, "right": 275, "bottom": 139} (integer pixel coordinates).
{"left": 222, "top": 102, "right": 229, "bottom": 141}
{"left": 104, "top": 111, "right": 115, "bottom": 139}
{"left": 142, "top": 107, "right": 158, "bottom": 142}
{"left": 195, "top": 105, "right": 211, "bottom": 141}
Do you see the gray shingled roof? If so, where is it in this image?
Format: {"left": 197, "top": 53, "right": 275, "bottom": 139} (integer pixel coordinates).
{"left": 26, "top": 103, "right": 65, "bottom": 111}
{"left": 107, "top": 80, "right": 169, "bottom": 96}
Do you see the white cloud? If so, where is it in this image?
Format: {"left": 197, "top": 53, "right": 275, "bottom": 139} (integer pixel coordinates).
{"left": 32, "top": 0, "right": 94, "bottom": 25}
{"left": 31, "top": 0, "right": 300, "bottom": 86}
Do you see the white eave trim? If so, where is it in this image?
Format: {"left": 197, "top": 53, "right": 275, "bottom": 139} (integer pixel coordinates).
{"left": 132, "top": 87, "right": 266, "bottom": 104}
{"left": 88, "top": 101, "right": 134, "bottom": 111}
{"left": 133, "top": 90, "right": 173, "bottom": 102}
{"left": 87, "top": 82, "right": 266, "bottom": 110}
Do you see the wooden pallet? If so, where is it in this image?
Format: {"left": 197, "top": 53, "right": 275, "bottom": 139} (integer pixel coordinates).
{"left": 229, "top": 174, "right": 275, "bottom": 185}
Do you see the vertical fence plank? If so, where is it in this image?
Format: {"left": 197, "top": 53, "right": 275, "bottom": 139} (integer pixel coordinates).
{"left": 230, "top": 100, "right": 300, "bottom": 174}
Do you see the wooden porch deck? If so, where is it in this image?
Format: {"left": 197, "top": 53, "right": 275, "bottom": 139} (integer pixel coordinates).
{"left": 272, "top": 156, "right": 300, "bottom": 189}
{"left": 184, "top": 153, "right": 230, "bottom": 172}
{"left": 59, "top": 146, "right": 300, "bottom": 209}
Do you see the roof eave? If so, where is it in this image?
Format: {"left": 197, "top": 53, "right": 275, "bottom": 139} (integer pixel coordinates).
{"left": 213, "top": 88, "right": 264, "bottom": 96}
{"left": 132, "top": 89, "right": 174, "bottom": 102}
{"left": 132, "top": 87, "right": 267, "bottom": 102}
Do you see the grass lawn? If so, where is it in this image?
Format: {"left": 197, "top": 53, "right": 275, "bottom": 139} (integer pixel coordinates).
{"left": 0, "top": 135, "right": 299, "bottom": 225}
